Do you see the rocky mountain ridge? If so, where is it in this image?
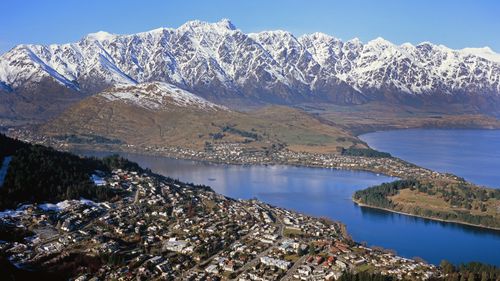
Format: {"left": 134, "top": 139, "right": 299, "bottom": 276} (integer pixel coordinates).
{"left": 1, "top": 19, "right": 500, "bottom": 120}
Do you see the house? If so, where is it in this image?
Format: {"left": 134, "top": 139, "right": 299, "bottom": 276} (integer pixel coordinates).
{"left": 156, "top": 260, "right": 171, "bottom": 274}
{"left": 205, "top": 264, "right": 219, "bottom": 274}
{"left": 163, "top": 238, "right": 190, "bottom": 253}
{"left": 260, "top": 256, "right": 291, "bottom": 270}
{"left": 297, "top": 265, "right": 312, "bottom": 276}
{"left": 335, "top": 260, "right": 347, "bottom": 270}
{"left": 223, "top": 260, "right": 235, "bottom": 272}
{"left": 91, "top": 174, "right": 106, "bottom": 186}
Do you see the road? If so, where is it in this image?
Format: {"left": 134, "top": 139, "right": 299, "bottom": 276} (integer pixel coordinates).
{"left": 181, "top": 230, "right": 255, "bottom": 280}
{"left": 280, "top": 255, "right": 307, "bottom": 281}
{"left": 230, "top": 239, "right": 277, "bottom": 280}
{"left": 231, "top": 211, "right": 287, "bottom": 280}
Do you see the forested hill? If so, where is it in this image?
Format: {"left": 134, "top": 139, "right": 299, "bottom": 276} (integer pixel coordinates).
{"left": 353, "top": 180, "right": 500, "bottom": 229}
{"left": 0, "top": 134, "right": 29, "bottom": 162}
{"left": 0, "top": 134, "right": 141, "bottom": 210}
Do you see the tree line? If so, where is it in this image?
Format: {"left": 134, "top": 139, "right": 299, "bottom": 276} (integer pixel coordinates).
{"left": 339, "top": 260, "right": 500, "bottom": 281}
{"left": 341, "top": 147, "right": 392, "bottom": 158}
{"left": 440, "top": 260, "right": 500, "bottom": 281}
{"left": 353, "top": 179, "right": 418, "bottom": 209}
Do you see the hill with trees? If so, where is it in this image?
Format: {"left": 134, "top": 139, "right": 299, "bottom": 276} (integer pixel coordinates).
{"left": 353, "top": 179, "right": 500, "bottom": 229}
{"left": 0, "top": 134, "right": 140, "bottom": 210}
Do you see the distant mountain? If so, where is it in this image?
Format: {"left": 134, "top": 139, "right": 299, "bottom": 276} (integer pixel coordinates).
{"left": 2, "top": 19, "right": 500, "bottom": 121}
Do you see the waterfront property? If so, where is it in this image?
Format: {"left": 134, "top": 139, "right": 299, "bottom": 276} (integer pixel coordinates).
{"left": 79, "top": 151, "right": 500, "bottom": 266}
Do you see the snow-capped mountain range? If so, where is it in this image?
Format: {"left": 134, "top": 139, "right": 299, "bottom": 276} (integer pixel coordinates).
{"left": 1, "top": 19, "right": 500, "bottom": 113}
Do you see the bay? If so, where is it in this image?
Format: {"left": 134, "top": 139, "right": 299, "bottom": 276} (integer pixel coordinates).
{"left": 80, "top": 148, "right": 500, "bottom": 266}
{"left": 360, "top": 129, "right": 500, "bottom": 188}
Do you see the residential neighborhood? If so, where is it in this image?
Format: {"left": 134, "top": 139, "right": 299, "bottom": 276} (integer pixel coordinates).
{"left": 0, "top": 167, "right": 440, "bottom": 280}
{"left": 6, "top": 128, "right": 460, "bottom": 184}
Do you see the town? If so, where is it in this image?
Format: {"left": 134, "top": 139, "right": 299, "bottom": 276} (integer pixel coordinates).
{"left": 5, "top": 128, "right": 461, "bottom": 184}
{"left": 0, "top": 166, "right": 440, "bottom": 280}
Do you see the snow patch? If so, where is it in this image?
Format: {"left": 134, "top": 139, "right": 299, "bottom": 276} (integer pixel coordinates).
{"left": 0, "top": 156, "right": 12, "bottom": 187}
{"left": 101, "top": 82, "right": 228, "bottom": 111}
{"left": 179, "top": 19, "right": 237, "bottom": 33}
{"left": 0, "top": 204, "right": 31, "bottom": 218}
{"left": 91, "top": 174, "right": 106, "bottom": 186}
{"left": 86, "top": 31, "right": 116, "bottom": 42}
{"left": 460, "top": 47, "right": 500, "bottom": 64}
{"left": 38, "top": 199, "right": 99, "bottom": 212}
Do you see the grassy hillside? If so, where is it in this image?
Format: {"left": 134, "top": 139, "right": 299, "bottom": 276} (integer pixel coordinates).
{"left": 41, "top": 95, "right": 365, "bottom": 154}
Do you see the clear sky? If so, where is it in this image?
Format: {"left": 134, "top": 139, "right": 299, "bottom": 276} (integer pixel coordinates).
{"left": 1, "top": 0, "right": 499, "bottom": 54}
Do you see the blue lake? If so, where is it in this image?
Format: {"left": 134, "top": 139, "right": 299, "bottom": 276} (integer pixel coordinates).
{"left": 80, "top": 130, "right": 500, "bottom": 266}
{"left": 360, "top": 129, "right": 500, "bottom": 188}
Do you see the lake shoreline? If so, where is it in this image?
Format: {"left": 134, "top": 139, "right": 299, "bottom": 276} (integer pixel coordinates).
{"left": 352, "top": 199, "right": 500, "bottom": 232}
{"left": 68, "top": 146, "right": 500, "bottom": 265}
{"left": 359, "top": 129, "right": 500, "bottom": 189}
{"left": 71, "top": 145, "right": 500, "bottom": 232}
{"left": 352, "top": 125, "right": 500, "bottom": 138}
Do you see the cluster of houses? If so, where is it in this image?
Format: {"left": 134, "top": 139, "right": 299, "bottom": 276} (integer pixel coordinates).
{"left": 0, "top": 163, "right": 441, "bottom": 280}
{"left": 8, "top": 127, "right": 462, "bottom": 185}
{"left": 126, "top": 142, "right": 455, "bottom": 182}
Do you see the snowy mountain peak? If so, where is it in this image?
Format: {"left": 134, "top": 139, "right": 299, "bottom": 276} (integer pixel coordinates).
{"left": 400, "top": 42, "right": 415, "bottom": 49}
{"left": 217, "top": 18, "right": 237, "bottom": 30}
{"left": 344, "top": 37, "right": 362, "bottom": 47}
{"left": 307, "top": 32, "right": 335, "bottom": 40}
{"left": 417, "top": 41, "right": 433, "bottom": 46}
{"left": 85, "top": 31, "right": 116, "bottom": 41}
{"left": 367, "top": 37, "right": 393, "bottom": 47}
{"left": 460, "top": 47, "right": 500, "bottom": 63}
{"left": 349, "top": 37, "right": 362, "bottom": 43}
{"left": 1, "top": 19, "right": 500, "bottom": 115}
{"left": 100, "top": 82, "right": 228, "bottom": 111}
{"left": 179, "top": 19, "right": 237, "bottom": 33}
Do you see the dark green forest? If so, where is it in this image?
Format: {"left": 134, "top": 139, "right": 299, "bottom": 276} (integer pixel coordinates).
{"left": 353, "top": 180, "right": 500, "bottom": 228}
{"left": 353, "top": 180, "right": 419, "bottom": 209}
{"left": 0, "top": 134, "right": 29, "bottom": 162}
{"left": 341, "top": 147, "right": 392, "bottom": 158}
{"left": 439, "top": 260, "right": 500, "bottom": 281}
{"left": 0, "top": 134, "right": 141, "bottom": 210}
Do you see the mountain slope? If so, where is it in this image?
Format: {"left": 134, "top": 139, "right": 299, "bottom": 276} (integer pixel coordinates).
{"left": 99, "top": 82, "right": 227, "bottom": 111}
{"left": 42, "top": 82, "right": 361, "bottom": 153}
{"left": 2, "top": 19, "right": 500, "bottom": 121}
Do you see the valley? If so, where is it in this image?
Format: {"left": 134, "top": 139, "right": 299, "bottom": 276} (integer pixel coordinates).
{"left": 3, "top": 81, "right": 499, "bottom": 232}
{"left": 9, "top": 119, "right": 500, "bottom": 231}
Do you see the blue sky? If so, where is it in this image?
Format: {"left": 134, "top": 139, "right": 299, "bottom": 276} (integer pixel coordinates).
{"left": 1, "top": 0, "right": 499, "bottom": 54}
